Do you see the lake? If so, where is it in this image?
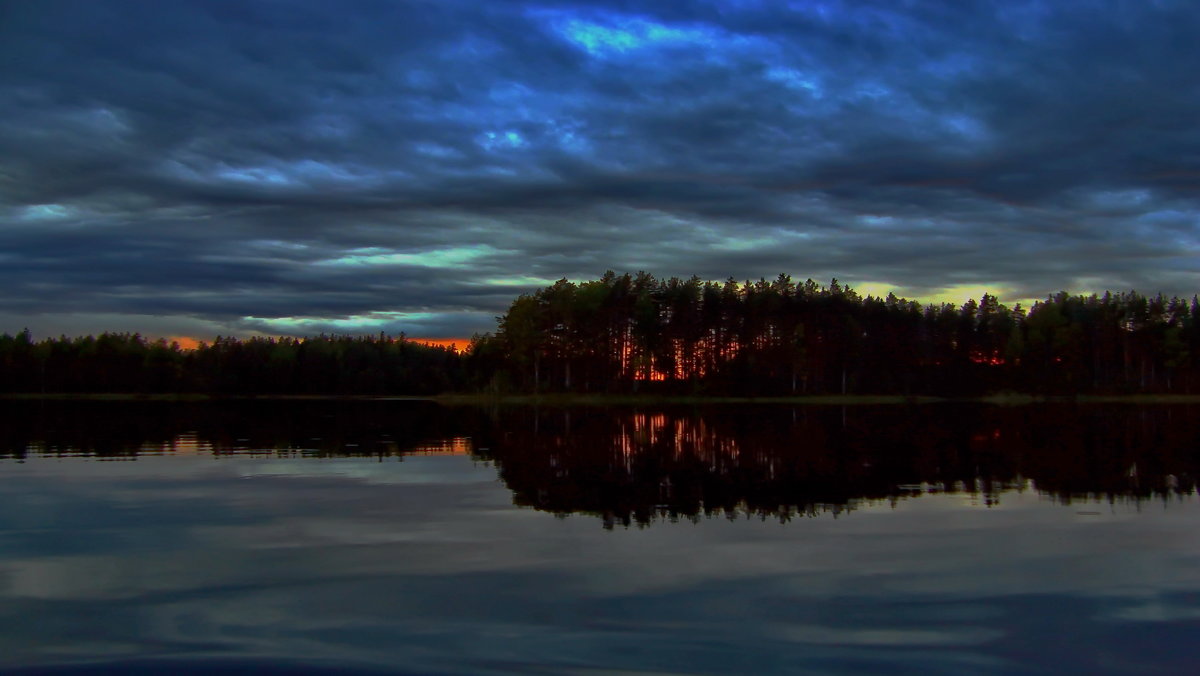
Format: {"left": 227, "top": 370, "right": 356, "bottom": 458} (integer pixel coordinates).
{"left": 1, "top": 400, "right": 1198, "bottom": 675}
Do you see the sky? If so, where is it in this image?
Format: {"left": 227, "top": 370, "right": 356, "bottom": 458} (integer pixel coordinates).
{"left": 2, "top": 0, "right": 1199, "bottom": 342}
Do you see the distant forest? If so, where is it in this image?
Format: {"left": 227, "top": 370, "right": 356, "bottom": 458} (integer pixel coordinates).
{"left": 3, "top": 272, "right": 1199, "bottom": 396}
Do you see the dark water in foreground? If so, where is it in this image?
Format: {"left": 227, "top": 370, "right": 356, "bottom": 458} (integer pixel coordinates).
{"left": 1, "top": 401, "right": 1198, "bottom": 675}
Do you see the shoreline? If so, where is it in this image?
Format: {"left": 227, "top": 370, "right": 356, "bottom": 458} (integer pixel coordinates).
{"left": 4, "top": 392, "right": 1200, "bottom": 405}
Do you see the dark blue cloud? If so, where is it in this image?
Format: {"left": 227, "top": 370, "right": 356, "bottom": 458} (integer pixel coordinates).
{"left": 2, "top": 0, "right": 1199, "bottom": 338}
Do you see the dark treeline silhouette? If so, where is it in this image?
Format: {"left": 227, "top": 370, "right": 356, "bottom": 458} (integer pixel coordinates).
{"left": 0, "top": 331, "right": 464, "bottom": 395}
{"left": 4, "top": 272, "right": 1200, "bottom": 395}
{"left": 3, "top": 401, "right": 1195, "bottom": 528}
{"left": 471, "top": 272, "right": 1200, "bottom": 395}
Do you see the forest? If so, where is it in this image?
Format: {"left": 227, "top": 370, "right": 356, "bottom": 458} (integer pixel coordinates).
{"left": 2, "top": 272, "right": 1199, "bottom": 396}
{"left": 0, "top": 332, "right": 465, "bottom": 395}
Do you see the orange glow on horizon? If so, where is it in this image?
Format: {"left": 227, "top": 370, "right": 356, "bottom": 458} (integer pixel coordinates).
{"left": 160, "top": 335, "right": 471, "bottom": 353}
{"left": 169, "top": 336, "right": 202, "bottom": 351}
{"left": 412, "top": 338, "right": 472, "bottom": 353}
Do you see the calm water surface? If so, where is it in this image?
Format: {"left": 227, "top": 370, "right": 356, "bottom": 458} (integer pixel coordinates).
{"left": 1, "top": 401, "right": 1198, "bottom": 675}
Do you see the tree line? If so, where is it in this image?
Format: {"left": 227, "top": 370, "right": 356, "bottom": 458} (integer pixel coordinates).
{"left": 0, "top": 332, "right": 464, "bottom": 395}
{"left": 3, "top": 271, "right": 1199, "bottom": 395}
{"left": 469, "top": 272, "right": 1200, "bottom": 395}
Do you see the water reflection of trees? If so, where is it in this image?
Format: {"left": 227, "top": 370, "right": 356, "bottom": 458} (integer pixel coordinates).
{"left": 2, "top": 402, "right": 1197, "bottom": 528}
{"left": 0, "top": 400, "right": 488, "bottom": 460}
{"left": 475, "top": 405, "right": 1200, "bottom": 528}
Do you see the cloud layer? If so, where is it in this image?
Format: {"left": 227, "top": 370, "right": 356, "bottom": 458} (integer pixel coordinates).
{"left": 3, "top": 0, "right": 1199, "bottom": 338}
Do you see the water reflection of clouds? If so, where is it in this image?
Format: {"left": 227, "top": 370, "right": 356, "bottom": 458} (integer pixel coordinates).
{"left": 1107, "top": 599, "right": 1200, "bottom": 623}
{"left": 773, "top": 624, "right": 1004, "bottom": 647}
{"left": 2, "top": 454, "right": 1200, "bottom": 672}
{"left": 5, "top": 457, "right": 1197, "bottom": 598}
